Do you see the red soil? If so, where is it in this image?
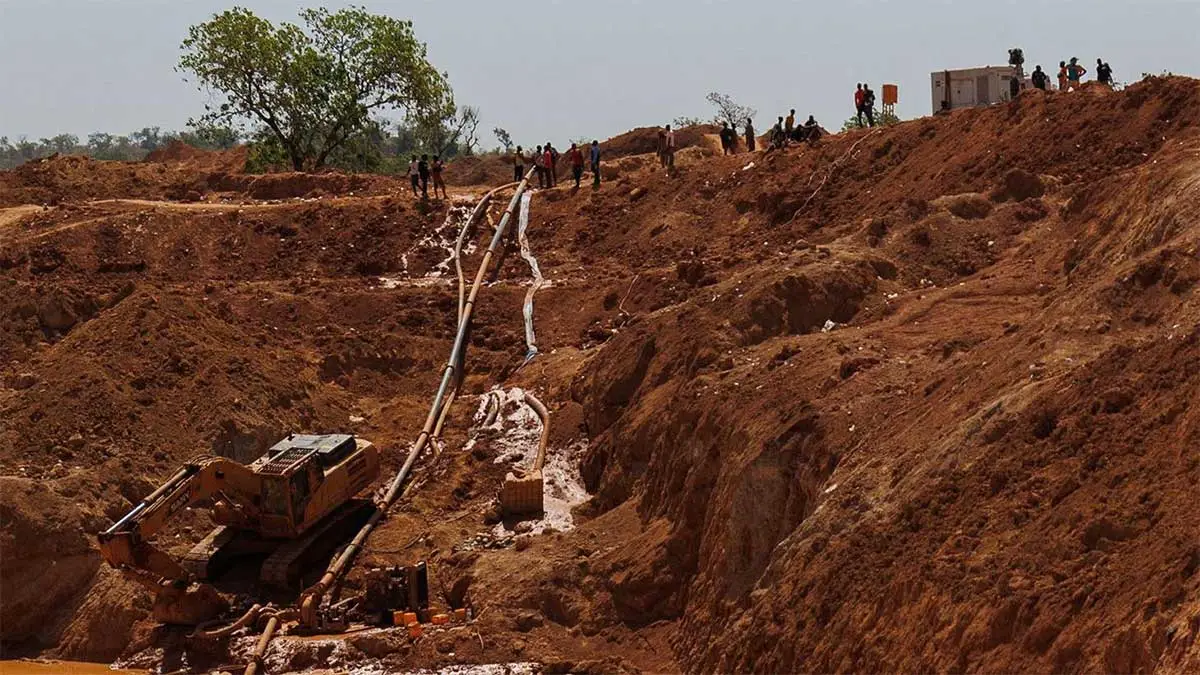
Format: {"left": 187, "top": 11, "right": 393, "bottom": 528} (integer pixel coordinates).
{"left": 3, "top": 76, "right": 1200, "bottom": 673}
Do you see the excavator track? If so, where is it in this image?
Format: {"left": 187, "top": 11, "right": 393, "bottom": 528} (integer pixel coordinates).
{"left": 182, "top": 525, "right": 278, "bottom": 580}
{"left": 260, "top": 499, "right": 376, "bottom": 589}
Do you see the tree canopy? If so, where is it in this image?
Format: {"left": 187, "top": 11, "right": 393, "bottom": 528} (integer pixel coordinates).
{"left": 179, "top": 6, "right": 451, "bottom": 170}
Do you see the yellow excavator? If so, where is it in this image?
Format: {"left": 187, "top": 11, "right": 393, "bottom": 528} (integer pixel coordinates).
{"left": 98, "top": 433, "right": 380, "bottom": 625}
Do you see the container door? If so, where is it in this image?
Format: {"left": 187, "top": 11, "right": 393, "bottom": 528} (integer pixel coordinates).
{"left": 976, "top": 75, "right": 991, "bottom": 105}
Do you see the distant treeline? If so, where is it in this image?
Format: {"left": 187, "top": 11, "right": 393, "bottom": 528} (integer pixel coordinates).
{"left": 0, "top": 126, "right": 240, "bottom": 169}
{"left": 1, "top": 118, "right": 489, "bottom": 173}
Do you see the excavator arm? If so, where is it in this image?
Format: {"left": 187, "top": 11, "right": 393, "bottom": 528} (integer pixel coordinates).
{"left": 97, "top": 457, "right": 262, "bottom": 624}
{"left": 99, "top": 457, "right": 262, "bottom": 578}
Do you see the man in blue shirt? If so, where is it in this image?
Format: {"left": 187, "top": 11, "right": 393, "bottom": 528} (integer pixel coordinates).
{"left": 590, "top": 140, "right": 601, "bottom": 188}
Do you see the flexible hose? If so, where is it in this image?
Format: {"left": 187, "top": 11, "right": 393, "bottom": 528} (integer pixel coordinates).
{"left": 515, "top": 192, "right": 546, "bottom": 363}
{"left": 521, "top": 390, "right": 550, "bottom": 472}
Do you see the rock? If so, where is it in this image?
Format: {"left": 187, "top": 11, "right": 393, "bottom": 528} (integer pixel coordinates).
{"left": 347, "top": 630, "right": 405, "bottom": 659}
{"left": 9, "top": 372, "right": 37, "bottom": 390}
{"left": 515, "top": 611, "right": 544, "bottom": 632}
{"left": 37, "top": 295, "right": 77, "bottom": 331}
{"left": 67, "top": 433, "right": 86, "bottom": 450}
{"left": 998, "top": 169, "right": 1046, "bottom": 202}
{"left": 629, "top": 187, "right": 648, "bottom": 202}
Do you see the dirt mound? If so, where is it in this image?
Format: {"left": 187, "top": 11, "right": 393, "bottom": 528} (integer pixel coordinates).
{"left": 143, "top": 141, "right": 248, "bottom": 173}
{"left": 0, "top": 477, "right": 100, "bottom": 652}
{"left": 599, "top": 123, "right": 721, "bottom": 159}
{"left": 444, "top": 154, "right": 515, "bottom": 187}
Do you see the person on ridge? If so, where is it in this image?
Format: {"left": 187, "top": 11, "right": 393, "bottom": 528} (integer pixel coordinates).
{"left": 543, "top": 145, "right": 555, "bottom": 187}
{"left": 590, "top": 140, "right": 601, "bottom": 188}
{"left": 862, "top": 84, "right": 876, "bottom": 127}
{"left": 533, "top": 145, "right": 546, "bottom": 188}
{"left": 718, "top": 122, "right": 731, "bottom": 154}
{"left": 1057, "top": 61, "right": 1069, "bottom": 91}
{"left": 408, "top": 155, "right": 420, "bottom": 198}
{"left": 770, "top": 116, "right": 786, "bottom": 149}
{"left": 431, "top": 155, "right": 448, "bottom": 200}
{"left": 656, "top": 127, "right": 668, "bottom": 168}
{"left": 1031, "top": 65, "right": 1049, "bottom": 91}
{"left": 546, "top": 142, "right": 559, "bottom": 186}
{"left": 665, "top": 124, "right": 677, "bottom": 171}
{"left": 568, "top": 143, "right": 585, "bottom": 188}
{"left": 854, "top": 83, "right": 866, "bottom": 127}
{"left": 512, "top": 145, "right": 525, "bottom": 183}
{"left": 744, "top": 118, "right": 756, "bottom": 152}
{"left": 417, "top": 154, "right": 431, "bottom": 199}
{"left": 1096, "top": 59, "right": 1113, "bottom": 86}
{"left": 785, "top": 109, "right": 795, "bottom": 136}
{"left": 802, "top": 115, "right": 820, "bottom": 143}
{"left": 1066, "top": 57, "right": 1087, "bottom": 89}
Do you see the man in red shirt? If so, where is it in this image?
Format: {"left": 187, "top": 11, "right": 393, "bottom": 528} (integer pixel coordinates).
{"left": 568, "top": 143, "right": 585, "bottom": 188}
{"left": 854, "top": 84, "right": 866, "bottom": 127}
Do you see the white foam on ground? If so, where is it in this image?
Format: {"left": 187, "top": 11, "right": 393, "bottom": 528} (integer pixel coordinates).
{"left": 469, "top": 388, "right": 591, "bottom": 536}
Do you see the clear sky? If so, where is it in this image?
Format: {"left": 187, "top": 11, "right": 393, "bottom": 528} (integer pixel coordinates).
{"left": 2, "top": 0, "right": 1198, "bottom": 147}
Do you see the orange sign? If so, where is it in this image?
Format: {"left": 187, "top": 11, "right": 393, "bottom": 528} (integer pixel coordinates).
{"left": 883, "top": 84, "right": 899, "bottom": 105}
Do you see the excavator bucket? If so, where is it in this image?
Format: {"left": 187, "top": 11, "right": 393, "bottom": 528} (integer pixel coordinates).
{"left": 151, "top": 580, "right": 229, "bottom": 625}
{"left": 499, "top": 468, "right": 543, "bottom": 517}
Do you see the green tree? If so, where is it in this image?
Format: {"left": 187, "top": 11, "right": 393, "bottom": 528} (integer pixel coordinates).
{"left": 179, "top": 6, "right": 451, "bottom": 171}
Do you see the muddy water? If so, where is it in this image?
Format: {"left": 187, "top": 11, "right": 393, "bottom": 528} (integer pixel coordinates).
{"left": 0, "top": 661, "right": 146, "bottom": 675}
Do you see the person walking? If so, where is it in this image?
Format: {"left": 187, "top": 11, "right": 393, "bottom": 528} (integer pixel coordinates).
{"left": 417, "top": 154, "right": 431, "bottom": 199}
{"left": 1031, "top": 65, "right": 1049, "bottom": 91}
{"left": 407, "top": 155, "right": 420, "bottom": 198}
{"left": 744, "top": 118, "right": 756, "bottom": 152}
{"left": 533, "top": 145, "right": 546, "bottom": 188}
{"left": 1066, "top": 57, "right": 1087, "bottom": 89}
{"left": 543, "top": 144, "right": 556, "bottom": 187}
{"left": 590, "top": 140, "right": 601, "bottom": 187}
{"left": 568, "top": 143, "right": 585, "bottom": 188}
{"left": 785, "top": 109, "right": 795, "bottom": 136}
{"left": 855, "top": 83, "right": 866, "bottom": 127}
{"left": 431, "top": 155, "right": 448, "bottom": 199}
{"left": 512, "top": 145, "right": 525, "bottom": 182}
{"left": 1057, "top": 61, "right": 1069, "bottom": 91}
{"left": 862, "top": 84, "right": 876, "bottom": 127}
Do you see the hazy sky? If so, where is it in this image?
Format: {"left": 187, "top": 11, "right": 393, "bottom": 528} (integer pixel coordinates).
{"left": 2, "top": 0, "right": 1198, "bottom": 147}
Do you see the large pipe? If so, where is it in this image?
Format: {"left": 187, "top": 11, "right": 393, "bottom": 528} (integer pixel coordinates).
{"left": 299, "top": 168, "right": 536, "bottom": 626}
{"left": 243, "top": 615, "right": 279, "bottom": 675}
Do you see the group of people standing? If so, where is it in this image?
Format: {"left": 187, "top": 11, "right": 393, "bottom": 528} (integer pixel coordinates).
{"left": 511, "top": 141, "right": 602, "bottom": 190}
{"left": 853, "top": 84, "right": 878, "bottom": 127}
{"left": 1029, "top": 57, "right": 1115, "bottom": 91}
{"left": 407, "top": 154, "right": 448, "bottom": 200}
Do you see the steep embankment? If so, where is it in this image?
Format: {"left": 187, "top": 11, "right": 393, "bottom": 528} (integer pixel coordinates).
{"left": 534, "top": 77, "right": 1200, "bottom": 672}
